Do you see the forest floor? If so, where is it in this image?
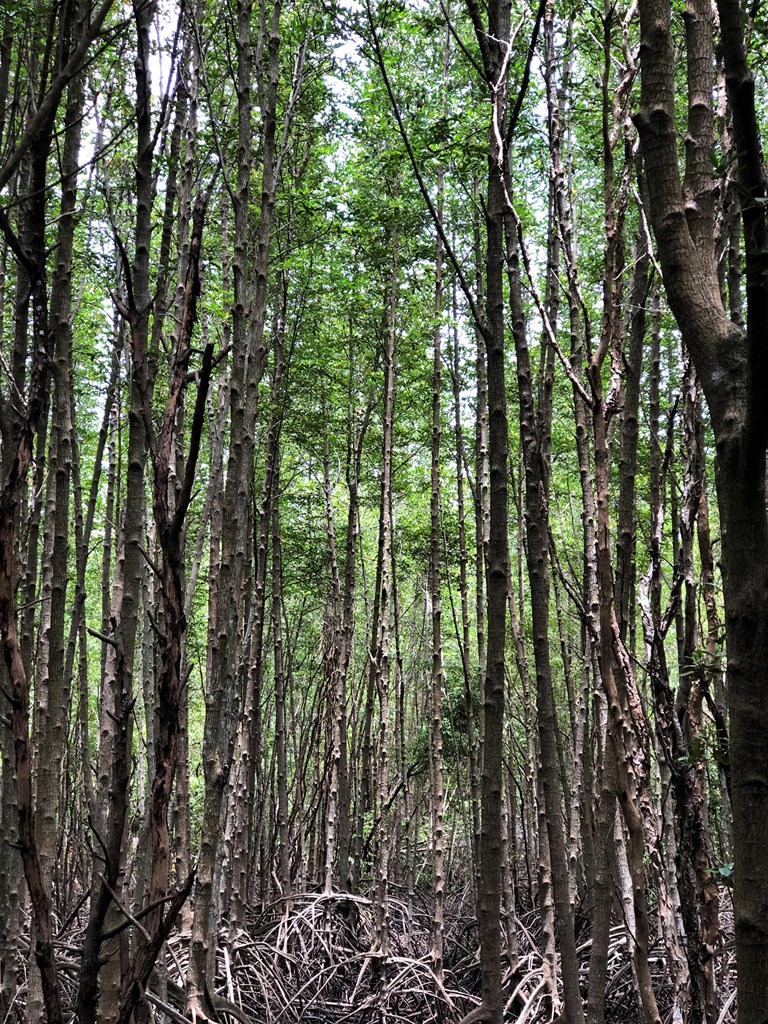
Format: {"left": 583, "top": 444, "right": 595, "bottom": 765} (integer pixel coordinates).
{"left": 198, "top": 888, "right": 736, "bottom": 1024}
{"left": 12, "top": 888, "right": 737, "bottom": 1022}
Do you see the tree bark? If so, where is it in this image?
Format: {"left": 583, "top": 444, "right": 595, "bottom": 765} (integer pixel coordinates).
{"left": 636, "top": 0, "right": 768, "bottom": 1015}
{"left": 429, "top": 171, "right": 446, "bottom": 981}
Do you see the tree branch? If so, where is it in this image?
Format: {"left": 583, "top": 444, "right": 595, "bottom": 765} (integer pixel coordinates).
{"left": 0, "top": 0, "right": 115, "bottom": 193}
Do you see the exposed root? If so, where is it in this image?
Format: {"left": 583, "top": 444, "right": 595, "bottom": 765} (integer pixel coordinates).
{"left": 1, "top": 885, "right": 738, "bottom": 1023}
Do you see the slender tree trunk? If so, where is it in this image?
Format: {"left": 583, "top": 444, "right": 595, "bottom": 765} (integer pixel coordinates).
{"left": 677, "top": 358, "right": 720, "bottom": 1024}
{"left": 640, "top": 335, "right": 690, "bottom": 1020}
{"left": 0, "top": 106, "right": 64, "bottom": 1024}
{"left": 187, "top": 0, "right": 280, "bottom": 1005}
{"left": 34, "top": 63, "right": 84, "bottom": 922}
{"left": 230, "top": 306, "right": 284, "bottom": 919}
{"left": 371, "top": 230, "right": 398, "bottom": 988}
{"left": 503, "top": 55, "right": 584, "bottom": 1022}
{"left": 322, "top": 428, "right": 344, "bottom": 897}
{"left": 322, "top": 382, "right": 370, "bottom": 895}
{"left": 79, "top": 2, "right": 158, "bottom": 1015}
{"left": 450, "top": 300, "right": 481, "bottom": 858}
{"left": 429, "top": 173, "right": 446, "bottom": 981}
{"left": 273, "top": 456, "right": 291, "bottom": 899}
{"left": 457, "top": 2, "right": 517, "bottom": 1016}
{"left": 116, "top": 188, "right": 213, "bottom": 1024}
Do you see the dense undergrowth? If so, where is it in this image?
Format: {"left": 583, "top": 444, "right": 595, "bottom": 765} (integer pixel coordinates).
{"left": 6, "top": 888, "right": 737, "bottom": 1023}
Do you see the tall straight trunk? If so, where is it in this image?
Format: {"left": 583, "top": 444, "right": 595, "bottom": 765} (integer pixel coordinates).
{"left": 636, "top": 0, "right": 768, "bottom": 1015}
{"left": 0, "top": 283, "right": 64, "bottom": 1024}
{"left": 167, "top": 24, "right": 199, "bottom": 907}
{"left": 614, "top": 221, "right": 649, "bottom": 647}
{"left": 475, "top": 158, "right": 509, "bottom": 1021}
{"left": 535, "top": 768, "right": 560, "bottom": 1009}
{"left": 583, "top": 226, "right": 647, "bottom": 1024}
{"left": 509, "top": 467, "right": 557, "bottom": 1002}
{"left": 429, "top": 172, "right": 446, "bottom": 979}
{"left": 0, "top": 87, "right": 34, "bottom": 1024}
{"left": 336, "top": 385, "right": 371, "bottom": 889}
{"left": 272, "top": 456, "right": 291, "bottom": 898}
{"left": 229, "top": 305, "right": 285, "bottom": 912}
{"left": 506, "top": 216, "right": 584, "bottom": 1024}
{"left": 593, "top": 403, "right": 660, "bottom": 1024}
{"left": 187, "top": 0, "right": 280, "bottom": 1005}
{"left": 78, "top": 2, "right": 157, "bottom": 1016}
{"left": 587, "top": 173, "right": 662, "bottom": 1020}
{"left": 640, "top": 326, "right": 690, "bottom": 1020}
{"left": 192, "top": 0, "right": 257, "bottom": 948}
{"left": 561, "top": 6, "right": 664, "bottom": 1019}
{"left": 372, "top": 230, "right": 398, "bottom": 978}
{"left": 0, "top": 38, "right": 62, "bottom": 1024}
{"left": 502, "top": 10, "right": 583, "bottom": 1011}
{"left": 390, "top": 536, "right": 413, "bottom": 904}
{"left": 675, "top": 358, "right": 720, "bottom": 1024}
{"left": 230, "top": 304, "right": 285, "bottom": 919}
{"left": 186, "top": 350, "right": 229, "bottom": 986}
{"left": 454, "top": 5, "right": 548, "bottom": 1021}
{"left": 322, "top": 428, "right": 343, "bottom": 896}
{"left": 0, "top": 470, "right": 22, "bottom": 1021}
{"left": 473, "top": 196, "right": 489, "bottom": 777}
{"left": 66, "top": 332, "right": 121, "bottom": 831}
{"left": 450, "top": 299, "right": 481, "bottom": 855}
{"left": 115, "top": 188, "right": 213, "bottom": 1024}
{"left": 353, "top": 357, "right": 387, "bottom": 893}
{"left": 322, "top": 382, "right": 370, "bottom": 894}
{"left": 35, "top": 62, "right": 83, "bottom": 906}
{"left": 693, "top": 419, "right": 731, "bottom": 853}
{"left": 0, "top": 4, "right": 93, "bottom": 1017}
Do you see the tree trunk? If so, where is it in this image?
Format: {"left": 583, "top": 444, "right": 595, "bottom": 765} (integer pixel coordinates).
{"left": 636, "top": 0, "right": 768, "bottom": 1015}
{"left": 429, "top": 171, "right": 446, "bottom": 981}
{"left": 371, "top": 229, "right": 398, "bottom": 985}
{"left": 187, "top": 0, "right": 279, "bottom": 1005}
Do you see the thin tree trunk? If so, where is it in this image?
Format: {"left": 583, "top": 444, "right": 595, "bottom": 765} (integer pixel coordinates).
{"left": 450, "top": 297, "right": 481, "bottom": 858}
{"left": 272, "top": 454, "right": 291, "bottom": 899}
{"left": 78, "top": 2, "right": 158, "bottom": 1014}
{"left": 35, "top": 60, "right": 84, "bottom": 913}
{"left": 187, "top": 0, "right": 280, "bottom": 1005}
{"left": 504, "top": 69, "right": 584, "bottom": 1024}
{"left": 429, "top": 171, "right": 446, "bottom": 981}
{"left": 322, "top": 380, "right": 370, "bottom": 895}
{"left": 230, "top": 304, "right": 285, "bottom": 920}
{"left": 371, "top": 229, "right": 398, "bottom": 988}
{"left": 0, "top": 106, "right": 64, "bottom": 1024}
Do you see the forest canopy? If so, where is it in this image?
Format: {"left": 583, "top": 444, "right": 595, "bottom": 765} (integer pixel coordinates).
{"left": 0, "top": 0, "right": 766, "bottom": 1022}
